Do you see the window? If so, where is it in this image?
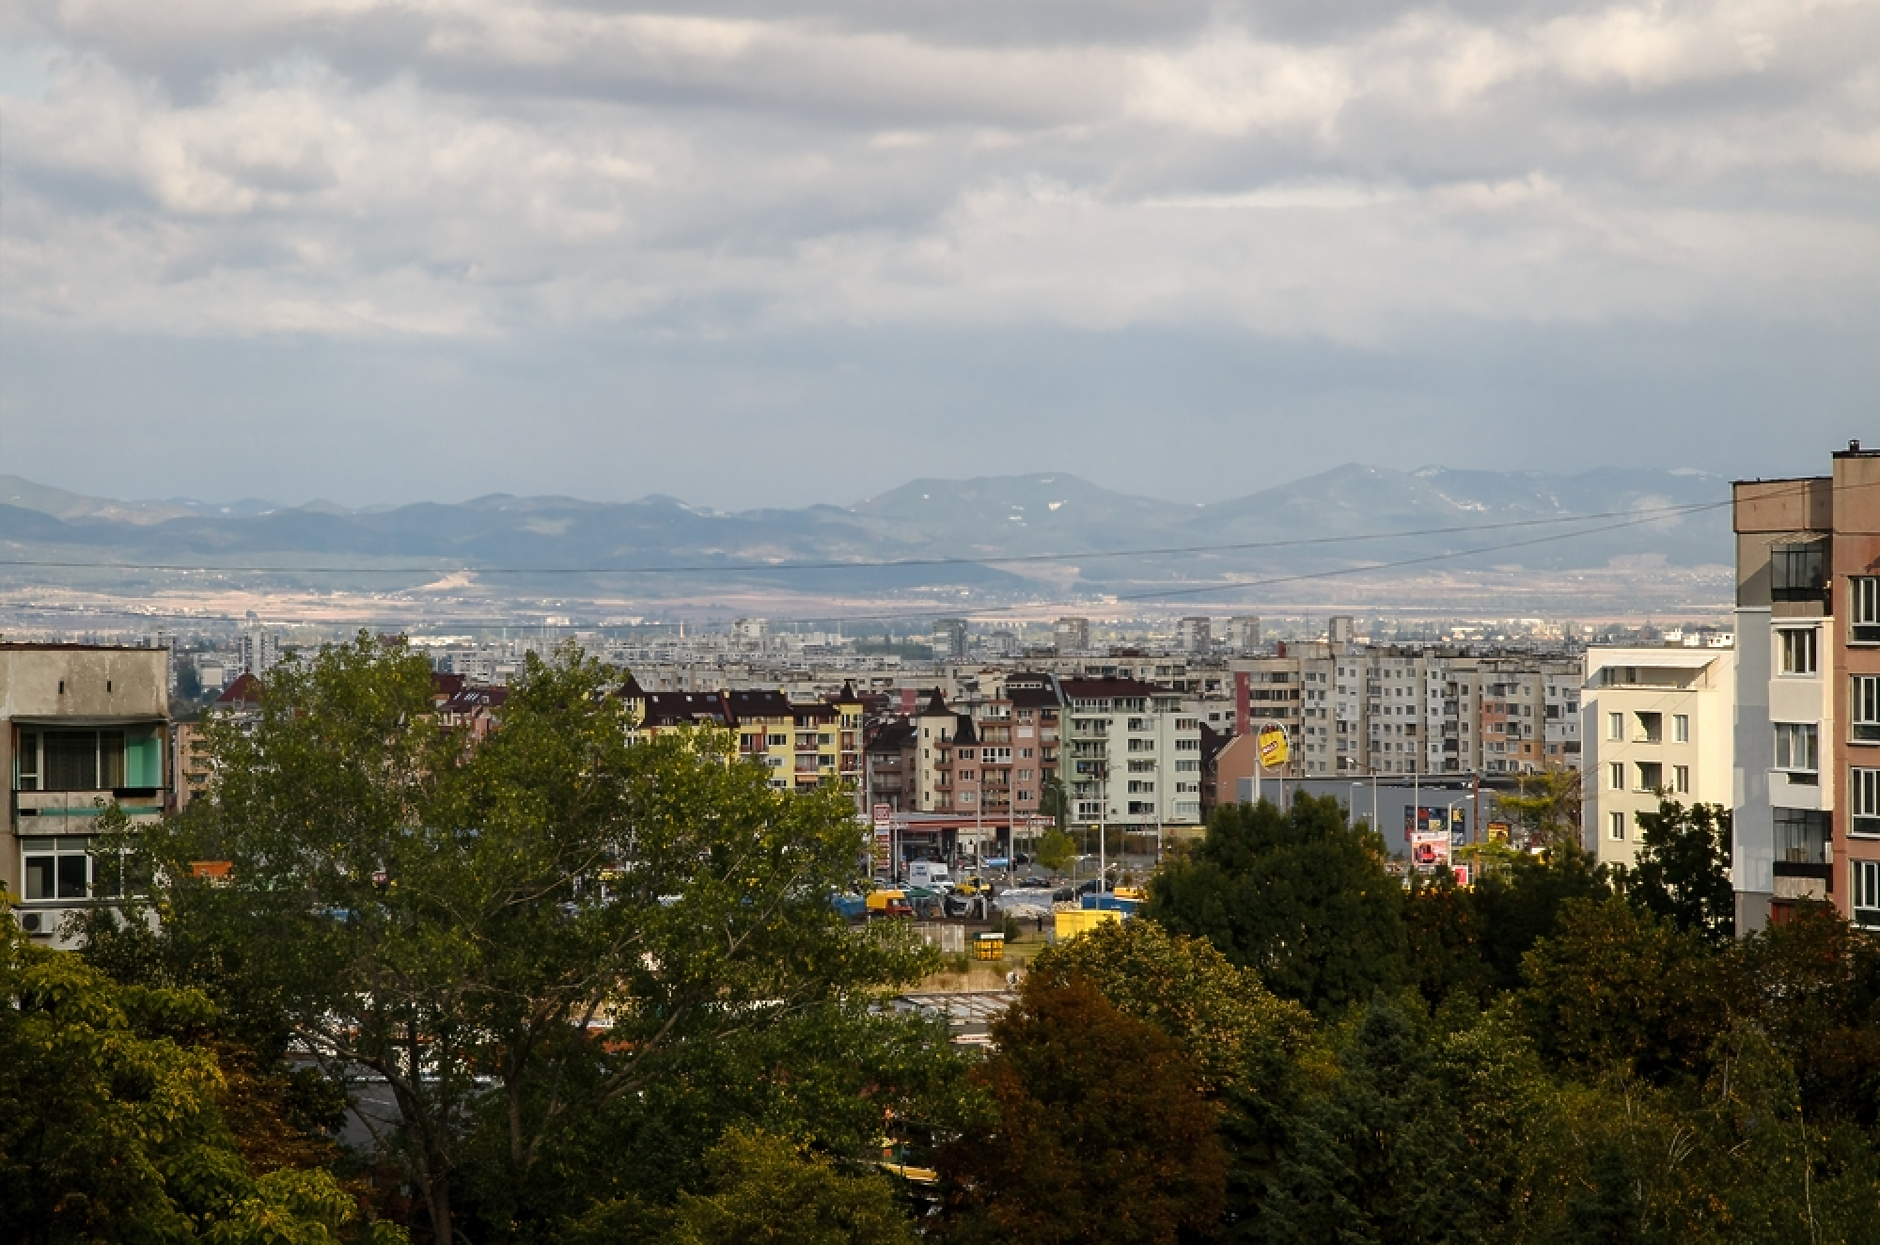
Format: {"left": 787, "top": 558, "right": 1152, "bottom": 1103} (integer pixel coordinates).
{"left": 1856, "top": 676, "right": 1880, "bottom": 742}
{"left": 1609, "top": 762, "right": 1624, "bottom": 790}
{"left": 1634, "top": 712, "right": 1662, "bottom": 742}
{"left": 1608, "top": 712, "right": 1624, "bottom": 740}
{"left": 1779, "top": 628, "right": 1819, "bottom": 676}
{"left": 1673, "top": 714, "right": 1690, "bottom": 743}
{"left": 1853, "top": 577, "right": 1880, "bottom": 642}
{"left": 21, "top": 836, "right": 106, "bottom": 900}
{"left": 1771, "top": 539, "right": 1828, "bottom": 602}
{"left": 1853, "top": 769, "right": 1880, "bottom": 837}
{"left": 1609, "top": 811, "right": 1626, "bottom": 841}
{"left": 1855, "top": 860, "right": 1880, "bottom": 929}
{"left": 16, "top": 728, "right": 162, "bottom": 792}
{"left": 1673, "top": 765, "right": 1690, "bottom": 794}
{"left": 1635, "top": 761, "right": 1663, "bottom": 791}
{"left": 1774, "top": 723, "right": 1820, "bottom": 776}
{"left": 1774, "top": 808, "right": 1830, "bottom": 865}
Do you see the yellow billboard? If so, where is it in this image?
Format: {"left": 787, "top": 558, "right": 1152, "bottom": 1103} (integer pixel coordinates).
{"left": 1257, "top": 725, "right": 1289, "bottom": 768}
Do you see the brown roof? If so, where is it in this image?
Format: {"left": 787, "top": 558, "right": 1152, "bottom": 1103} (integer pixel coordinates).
{"left": 641, "top": 691, "right": 731, "bottom": 727}
{"left": 724, "top": 689, "right": 794, "bottom": 720}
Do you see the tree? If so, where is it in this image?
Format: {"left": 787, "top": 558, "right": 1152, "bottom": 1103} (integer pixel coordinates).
{"left": 1036, "top": 775, "right": 1069, "bottom": 835}
{"left": 1622, "top": 798, "right": 1734, "bottom": 944}
{"left": 934, "top": 976, "right": 1226, "bottom": 1245}
{"left": 1498, "top": 768, "right": 1582, "bottom": 854}
{"left": 1032, "top": 828, "right": 1075, "bottom": 875}
{"left": 1517, "top": 897, "right": 1727, "bottom": 1083}
{"left": 1025, "top": 919, "right": 1312, "bottom": 1236}
{"left": 662, "top": 1129, "right": 917, "bottom": 1245}
{"left": 106, "top": 637, "right": 933, "bottom": 1243}
{"left": 1145, "top": 795, "right": 1407, "bottom": 1018}
{"left": 0, "top": 912, "right": 395, "bottom": 1245}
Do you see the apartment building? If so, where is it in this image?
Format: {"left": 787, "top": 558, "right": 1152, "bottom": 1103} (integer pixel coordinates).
{"left": 1233, "top": 645, "right": 1585, "bottom": 779}
{"left": 1061, "top": 677, "right": 1203, "bottom": 829}
{"left": 1733, "top": 447, "right": 1880, "bottom": 932}
{"left": 1175, "top": 617, "right": 1213, "bottom": 655}
{"left": 5, "top": 644, "right": 171, "bottom": 947}
{"left": 1583, "top": 645, "right": 1734, "bottom": 868}
{"left": 622, "top": 682, "right": 864, "bottom": 800}
{"left": 1054, "top": 617, "right": 1090, "bottom": 654}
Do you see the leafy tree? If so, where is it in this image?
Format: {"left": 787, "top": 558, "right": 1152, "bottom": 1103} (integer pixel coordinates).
{"left": 935, "top": 976, "right": 1226, "bottom": 1245}
{"left": 1402, "top": 868, "right": 1497, "bottom": 1009}
{"left": 1146, "top": 794, "right": 1407, "bottom": 1018}
{"left": 103, "top": 638, "right": 933, "bottom": 1243}
{"left": 661, "top": 1129, "right": 918, "bottom": 1245}
{"left": 1035, "top": 775, "right": 1070, "bottom": 835}
{"left": 1622, "top": 798, "right": 1735, "bottom": 944}
{"left": 1734, "top": 904, "right": 1880, "bottom": 1126}
{"left": 0, "top": 912, "right": 396, "bottom": 1245}
{"left": 1470, "top": 844, "right": 1610, "bottom": 993}
{"left": 1517, "top": 896, "right": 1727, "bottom": 1084}
{"left": 1259, "top": 999, "right": 1541, "bottom": 1245}
{"left": 1498, "top": 768, "right": 1582, "bottom": 853}
{"left": 1032, "top": 828, "right": 1075, "bottom": 875}
{"left": 1025, "top": 919, "right": 1312, "bottom": 1236}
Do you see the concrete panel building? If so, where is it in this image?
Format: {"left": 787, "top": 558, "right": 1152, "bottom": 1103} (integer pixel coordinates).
{"left": 4, "top": 644, "right": 171, "bottom": 948}
{"left": 1733, "top": 445, "right": 1880, "bottom": 933}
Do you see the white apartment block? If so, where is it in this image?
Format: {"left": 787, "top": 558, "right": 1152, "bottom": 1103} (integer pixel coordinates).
{"left": 1063, "top": 677, "right": 1204, "bottom": 828}
{"left": 1582, "top": 645, "right": 1735, "bottom": 867}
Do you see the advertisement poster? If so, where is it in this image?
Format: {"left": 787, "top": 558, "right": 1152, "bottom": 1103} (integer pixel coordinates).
{"left": 1409, "top": 833, "right": 1450, "bottom": 867}
{"left": 1405, "top": 806, "right": 1467, "bottom": 843}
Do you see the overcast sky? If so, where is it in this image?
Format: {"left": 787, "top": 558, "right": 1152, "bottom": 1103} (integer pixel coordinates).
{"left": 2, "top": 0, "right": 1877, "bottom": 510}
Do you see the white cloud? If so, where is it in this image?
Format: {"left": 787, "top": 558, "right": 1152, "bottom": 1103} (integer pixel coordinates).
{"left": 0, "top": 0, "right": 1876, "bottom": 348}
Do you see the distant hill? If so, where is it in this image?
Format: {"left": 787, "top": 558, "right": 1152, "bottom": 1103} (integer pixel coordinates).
{"left": 0, "top": 465, "right": 1732, "bottom": 605}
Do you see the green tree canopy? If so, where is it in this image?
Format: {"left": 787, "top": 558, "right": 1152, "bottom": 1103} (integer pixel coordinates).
{"left": 0, "top": 912, "right": 396, "bottom": 1245}
{"left": 1145, "top": 795, "right": 1407, "bottom": 1018}
{"left": 99, "top": 637, "right": 934, "bottom": 1243}
{"left": 1622, "top": 798, "right": 1735, "bottom": 944}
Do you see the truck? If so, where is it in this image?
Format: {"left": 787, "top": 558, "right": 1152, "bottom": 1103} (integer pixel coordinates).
{"left": 907, "top": 861, "right": 951, "bottom": 888}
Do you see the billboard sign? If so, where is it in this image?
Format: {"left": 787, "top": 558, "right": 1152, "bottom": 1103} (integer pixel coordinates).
{"left": 1257, "top": 726, "right": 1289, "bottom": 768}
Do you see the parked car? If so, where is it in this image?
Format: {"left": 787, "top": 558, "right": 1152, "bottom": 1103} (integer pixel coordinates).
{"left": 1076, "top": 879, "right": 1117, "bottom": 896}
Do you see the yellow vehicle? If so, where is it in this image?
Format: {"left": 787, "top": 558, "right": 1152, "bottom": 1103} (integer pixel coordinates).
{"left": 866, "top": 888, "right": 914, "bottom": 919}
{"left": 1114, "top": 885, "right": 1146, "bottom": 902}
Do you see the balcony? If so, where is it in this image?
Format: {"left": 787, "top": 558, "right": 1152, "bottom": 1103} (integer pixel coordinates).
{"left": 16, "top": 788, "right": 165, "bottom": 827}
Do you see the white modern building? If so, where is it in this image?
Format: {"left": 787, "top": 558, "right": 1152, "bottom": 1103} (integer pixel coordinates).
{"left": 1582, "top": 644, "right": 1735, "bottom": 867}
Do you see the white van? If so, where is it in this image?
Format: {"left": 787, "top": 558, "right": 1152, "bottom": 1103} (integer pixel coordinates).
{"left": 907, "top": 861, "right": 951, "bottom": 888}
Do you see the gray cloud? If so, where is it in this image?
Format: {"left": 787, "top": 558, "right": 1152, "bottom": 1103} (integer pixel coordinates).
{"left": 1, "top": 0, "right": 1876, "bottom": 506}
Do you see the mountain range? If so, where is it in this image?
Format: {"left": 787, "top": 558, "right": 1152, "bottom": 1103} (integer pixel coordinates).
{"left": 0, "top": 465, "right": 1733, "bottom": 609}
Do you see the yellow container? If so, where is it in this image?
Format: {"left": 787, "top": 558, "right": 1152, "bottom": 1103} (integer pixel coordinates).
{"left": 1054, "top": 909, "right": 1121, "bottom": 941}
{"left": 972, "top": 932, "right": 1005, "bottom": 961}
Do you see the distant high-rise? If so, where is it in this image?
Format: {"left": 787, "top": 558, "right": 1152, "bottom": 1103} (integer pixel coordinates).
{"left": 932, "top": 618, "right": 968, "bottom": 660}
{"left": 1226, "top": 617, "right": 1262, "bottom": 655}
{"left": 1175, "top": 617, "right": 1213, "bottom": 655}
{"left": 238, "top": 623, "right": 282, "bottom": 677}
{"left": 1054, "top": 617, "right": 1090, "bottom": 654}
{"left": 1329, "top": 615, "right": 1356, "bottom": 644}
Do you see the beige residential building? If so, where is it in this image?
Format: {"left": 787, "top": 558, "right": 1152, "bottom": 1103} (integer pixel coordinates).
{"left": 1582, "top": 645, "right": 1735, "bottom": 867}
{"left": 5, "top": 644, "right": 171, "bottom": 948}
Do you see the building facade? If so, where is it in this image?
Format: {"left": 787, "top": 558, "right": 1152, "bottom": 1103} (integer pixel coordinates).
{"left": 1582, "top": 644, "right": 1735, "bottom": 868}
{"left": 1733, "top": 449, "right": 1880, "bottom": 932}
{"left": 5, "top": 645, "right": 171, "bottom": 947}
